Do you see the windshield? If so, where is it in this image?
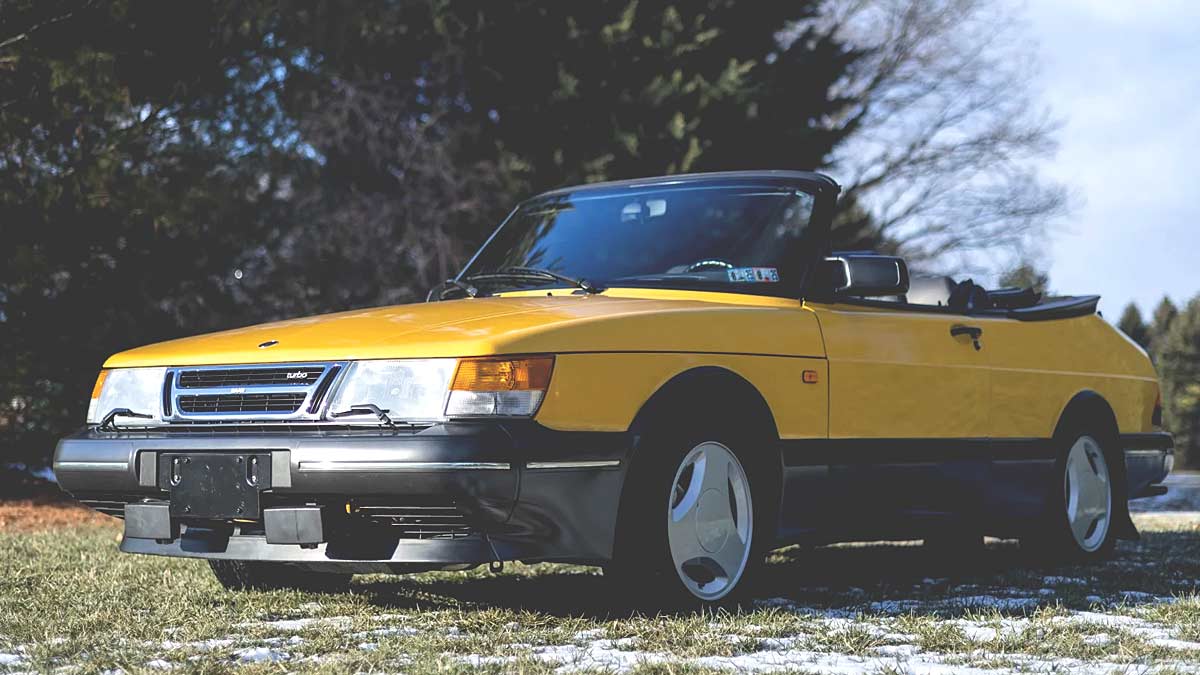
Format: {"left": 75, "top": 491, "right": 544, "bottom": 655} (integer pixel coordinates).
{"left": 458, "top": 185, "right": 818, "bottom": 296}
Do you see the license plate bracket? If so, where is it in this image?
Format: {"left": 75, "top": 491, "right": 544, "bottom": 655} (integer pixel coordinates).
{"left": 159, "top": 453, "right": 272, "bottom": 519}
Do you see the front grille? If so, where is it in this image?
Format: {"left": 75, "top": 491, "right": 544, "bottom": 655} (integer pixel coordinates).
{"left": 177, "top": 393, "right": 307, "bottom": 414}
{"left": 357, "top": 504, "right": 476, "bottom": 540}
{"left": 178, "top": 366, "right": 325, "bottom": 388}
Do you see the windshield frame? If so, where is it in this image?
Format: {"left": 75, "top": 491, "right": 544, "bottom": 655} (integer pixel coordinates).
{"left": 454, "top": 171, "right": 839, "bottom": 300}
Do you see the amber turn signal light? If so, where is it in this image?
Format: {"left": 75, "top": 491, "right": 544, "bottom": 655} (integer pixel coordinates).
{"left": 451, "top": 356, "right": 554, "bottom": 391}
{"left": 802, "top": 369, "right": 820, "bottom": 384}
{"left": 91, "top": 370, "right": 109, "bottom": 400}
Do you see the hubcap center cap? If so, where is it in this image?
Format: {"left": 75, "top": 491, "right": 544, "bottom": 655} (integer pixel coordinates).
{"left": 695, "top": 488, "right": 731, "bottom": 552}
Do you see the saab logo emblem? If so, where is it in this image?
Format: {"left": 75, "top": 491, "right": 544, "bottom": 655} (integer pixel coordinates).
{"left": 286, "top": 371, "right": 308, "bottom": 380}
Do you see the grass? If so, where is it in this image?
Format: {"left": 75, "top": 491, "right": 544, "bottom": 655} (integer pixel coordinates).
{"left": 1, "top": 514, "right": 1199, "bottom": 673}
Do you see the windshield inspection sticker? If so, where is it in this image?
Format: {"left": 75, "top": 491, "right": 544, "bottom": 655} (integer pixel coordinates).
{"left": 727, "top": 267, "right": 780, "bottom": 283}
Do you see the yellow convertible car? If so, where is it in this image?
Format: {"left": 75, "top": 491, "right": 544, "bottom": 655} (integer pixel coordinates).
{"left": 55, "top": 171, "right": 1173, "bottom": 605}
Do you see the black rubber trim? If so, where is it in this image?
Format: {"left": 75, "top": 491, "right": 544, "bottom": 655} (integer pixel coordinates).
{"left": 1006, "top": 295, "right": 1100, "bottom": 321}
{"left": 780, "top": 437, "right": 1056, "bottom": 467}
{"left": 1120, "top": 432, "right": 1174, "bottom": 450}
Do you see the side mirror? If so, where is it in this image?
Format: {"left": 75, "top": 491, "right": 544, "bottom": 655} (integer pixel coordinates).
{"left": 815, "top": 254, "right": 910, "bottom": 297}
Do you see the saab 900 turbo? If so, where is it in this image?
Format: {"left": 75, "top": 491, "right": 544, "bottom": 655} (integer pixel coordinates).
{"left": 55, "top": 171, "right": 1173, "bottom": 605}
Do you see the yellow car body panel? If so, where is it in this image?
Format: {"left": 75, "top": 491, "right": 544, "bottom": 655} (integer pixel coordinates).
{"left": 805, "top": 303, "right": 991, "bottom": 439}
{"left": 103, "top": 291, "right": 824, "bottom": 369}
{"left": 807, "top": 302, "right": 1159, "bottom": 439}
{"left": 537, "top": 351, "right": 828, "bottom": 438}
{"left": 983, "top": 313, "right": 1158, "bottom": 436}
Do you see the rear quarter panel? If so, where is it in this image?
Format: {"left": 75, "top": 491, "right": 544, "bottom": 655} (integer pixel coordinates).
{"left": 986, "top": 313, "right": 1159, "bottom": 437}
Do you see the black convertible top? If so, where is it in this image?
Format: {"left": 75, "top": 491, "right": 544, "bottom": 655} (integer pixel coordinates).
{"left": 1001, "top": 295, "right": 1101, "bottom": 321}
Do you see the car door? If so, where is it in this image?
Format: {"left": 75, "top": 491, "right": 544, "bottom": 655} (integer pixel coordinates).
{"left": 806, "top": 301, "right": 992, "bottom": 533}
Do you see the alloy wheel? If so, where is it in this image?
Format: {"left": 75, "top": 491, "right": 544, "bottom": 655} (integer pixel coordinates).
{"left": 666, "top": 441, "right": 753, "bottom": 601}
{"left": 1063, "top": 435, "right": 1112, "bottom": 552}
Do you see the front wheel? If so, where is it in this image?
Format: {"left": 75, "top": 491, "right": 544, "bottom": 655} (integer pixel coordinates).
{"left": 208, "top": 560, "right": 352, "bottom": 593}
{"left": 607, "top": 427, "right": 772, "bottom": 608}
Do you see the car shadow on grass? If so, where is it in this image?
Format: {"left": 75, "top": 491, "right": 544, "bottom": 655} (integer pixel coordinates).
{"left": 349, "top": 526, "right": 1200, "bottom": 619}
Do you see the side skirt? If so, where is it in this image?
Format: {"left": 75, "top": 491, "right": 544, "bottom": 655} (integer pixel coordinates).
{"left": 776, "top": 438, "right": 1057, "bottom": 545}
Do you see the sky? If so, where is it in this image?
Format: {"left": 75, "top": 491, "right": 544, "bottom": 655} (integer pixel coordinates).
{"left": 1025, "top": 0, "right": 1200, "bottom": 319}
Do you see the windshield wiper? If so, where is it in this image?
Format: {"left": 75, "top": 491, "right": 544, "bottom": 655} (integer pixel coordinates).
{"left": 465, "top": 266, "right": 603, "bottom": 294}
{"left": 426, "top": 278, "right": 482, "bottom": 302}
{"left": 330, "top": 403, "right": 399, "bottom": 429}
{"left": 98, "top": 408, "right": 153, "bottom": 431}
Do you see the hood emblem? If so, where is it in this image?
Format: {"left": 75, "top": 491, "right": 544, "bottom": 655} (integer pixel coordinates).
{"left": 258, "top": 340, "right": 279, "bottom": 348}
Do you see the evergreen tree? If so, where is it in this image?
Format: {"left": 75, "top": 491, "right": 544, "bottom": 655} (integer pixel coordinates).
{"left": 1117, "top": 303, "right": 1150, "bottom": 350}
{"left": 1149, "top": 296, "right": 1180, "bottom": 355}
{"left": 1157, "top": 297, "right": 1200, "bottom": 469}
{"left": 446, "top": 1, "right": 860, "bottom": 189}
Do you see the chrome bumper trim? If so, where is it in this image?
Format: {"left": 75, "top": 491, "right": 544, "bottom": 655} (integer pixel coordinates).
{"left": 526, "top": 460, "right": 620, "bottom": 470}
{"left": 297, "top": 460, "right": 511, "bottom": 473}
{"left": 55, "top": 461, "right": 129, "bottom": 471}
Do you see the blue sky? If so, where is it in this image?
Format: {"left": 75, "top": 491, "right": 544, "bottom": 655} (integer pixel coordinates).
{"left": 1026, "top": 0, "right": 1200, "bottom": 317}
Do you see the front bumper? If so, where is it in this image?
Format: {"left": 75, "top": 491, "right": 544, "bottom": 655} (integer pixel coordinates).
{"left": 54, "top": 422, "right": 629, "bottom": 571}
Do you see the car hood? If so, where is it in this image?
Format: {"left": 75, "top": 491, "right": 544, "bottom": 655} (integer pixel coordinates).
{"left": 103, "top": 290, "right": 824, "bottom": 367}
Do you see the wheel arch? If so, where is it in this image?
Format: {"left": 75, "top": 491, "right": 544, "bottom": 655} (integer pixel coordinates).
{"left": 628, "top": 366, "right": 781, "bottom": 442}
{"left": 1054, "top": 389, "right": 1137, "bottom": 540}
{"left": 621, "top": 365, "right": 784, "bottom": 542}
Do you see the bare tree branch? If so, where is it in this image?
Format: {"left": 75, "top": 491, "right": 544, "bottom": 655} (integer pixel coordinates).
{"left": 811, "top": 0, "right": 1068, "bottom": 274}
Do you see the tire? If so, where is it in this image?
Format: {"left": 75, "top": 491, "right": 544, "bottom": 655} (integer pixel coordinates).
{"left": 208, "top": 560, "right": 352, "bottom": 593}
{"left": 606, "top": 417, "right": 776, "bottom": 609}
{"left": 1031, "top": 422, "right": 1119, "bottom": 561}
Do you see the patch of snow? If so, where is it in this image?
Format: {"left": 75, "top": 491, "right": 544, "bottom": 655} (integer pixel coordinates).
{"left": 143, "top": 659, "right": 173, "bottom": 670}
{"left": 158, "top": 638, "right": 235, "bottom": 652}
{"left": 233, "top": 646, "right": 289, "bottom": 663}
{"left": 351, "top": 626, "right": 419, "bottom": 639}
{"left": 1043, "top": 576, "right": 1089, "bottom": 586}
{"left": 236, "top": 616, "right": 352, "bottom": 631}
{"left": 0, "top": 653, "right": 24, "bottom": 666}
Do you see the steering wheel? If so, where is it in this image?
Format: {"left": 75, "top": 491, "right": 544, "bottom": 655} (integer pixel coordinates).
{"left": 684, "top": 259, "right": 735, "bottom": 273}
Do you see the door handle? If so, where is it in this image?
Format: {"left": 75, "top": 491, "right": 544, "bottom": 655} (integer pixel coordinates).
{"left": 950, "top": 324, "right": 983, "bottom": 351}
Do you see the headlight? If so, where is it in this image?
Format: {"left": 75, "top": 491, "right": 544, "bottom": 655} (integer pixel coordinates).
{"left": 87, "top": 367, "right": 167, "bottom": 425}
{"left": 326, "top": 359, "right": 457, "bottom": 423}
{"left": 326, "top": 356, "right": 555, "bottom": 423}
{"left": 446, "top": 356, "right": 554, "bottom": 417}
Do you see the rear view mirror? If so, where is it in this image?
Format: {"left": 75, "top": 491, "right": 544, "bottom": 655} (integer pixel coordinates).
{"left": 815, "top": 254, "right": 910, "bottom": 297}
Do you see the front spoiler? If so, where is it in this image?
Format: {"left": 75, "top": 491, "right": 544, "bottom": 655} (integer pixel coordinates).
{"left": 54, "top": 422, "right": 630, "bottom": 567}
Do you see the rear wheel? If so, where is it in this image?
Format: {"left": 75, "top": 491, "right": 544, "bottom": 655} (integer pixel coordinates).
{"left": 208, "top": 560, "right": 352, "bottom": 593}
{"left": 607, "top": 421, "right": 773, "bottom": 608}
{"left": 1031, "top": 428, "right": 1117, "bottom": 560}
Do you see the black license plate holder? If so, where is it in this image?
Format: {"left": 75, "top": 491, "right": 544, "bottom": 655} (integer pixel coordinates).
{"left": 159, "top": 453, "right": 272, "bottom": 519}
